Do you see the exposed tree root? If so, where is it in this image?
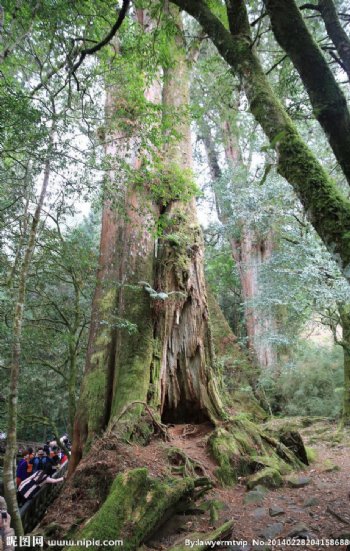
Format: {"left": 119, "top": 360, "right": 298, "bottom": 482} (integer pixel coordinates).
{"left": 66, "top": 468, "right": 212, "bottom": 551}
{"left": 106, "top": 401, "right": 169, "bottom": 441}
{"left": 167, "top": 447, "right": 210, "bottom": 478}
{"left": 208, "top": 415, "right": 307, "bottom": 486}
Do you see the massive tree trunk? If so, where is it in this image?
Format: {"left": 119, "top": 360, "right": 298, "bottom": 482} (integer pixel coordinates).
{"left": 71, "top": 7, "right": 224, "bottom": 472}
{"left": 170, "top": 0, "right": 350, "bottom": 284}
{"left": 70, "top": 58, "right": 160, "bottom": 470}
{"left": 200, "top": 120, "right": 277, "bottom": 370}
{"left": 152, "top": 5, "right": 223, "bottom": 423}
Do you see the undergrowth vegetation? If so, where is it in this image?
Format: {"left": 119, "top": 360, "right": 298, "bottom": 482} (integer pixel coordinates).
{"left": 259, "top": 341, "right": 343, "bottom": 418}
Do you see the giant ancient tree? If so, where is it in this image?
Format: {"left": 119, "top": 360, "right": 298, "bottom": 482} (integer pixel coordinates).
{"left": 70, "top": 6, "right": 224, "bottom": 471}
{"left": 44, "top": 6, "right": 306, "bottom": 546}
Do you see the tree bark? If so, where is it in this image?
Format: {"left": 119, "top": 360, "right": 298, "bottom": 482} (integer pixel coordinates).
{"left": 339, "top": 304, "right": 350, "bottom": 425}
{"left": 263, "top": 0, "right": 350, "bottom": 186}
{"left": 3, "top": 126, "right": 54, "bottom": 536}
{"left": 70, "top": 64, "right": 160, "bottom": 469}
{"left": 71, "top": 7, "right": 225, "bottom": 471}
{"left": 231, "top": 229, "right": 277, "bottom": 369}
{"left": 170, "top": 0, "right": 350, "bottom": 283}
{"left": 152, "top": 4, "right": 223, "bottom": 423}
{"left": 318, "top": 0, "right": 350, "bottom": 83}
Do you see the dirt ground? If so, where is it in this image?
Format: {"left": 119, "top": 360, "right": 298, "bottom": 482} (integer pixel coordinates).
{"left": 39, "top": 418, "right": 350, "bottom": 551}
{"left": 145, "top": 420, "right": 350, "bottom": 551}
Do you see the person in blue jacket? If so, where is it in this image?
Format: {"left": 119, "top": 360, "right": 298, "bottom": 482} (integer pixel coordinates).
{"left": 30, "top": 448, "right": 52, "bottom": 472}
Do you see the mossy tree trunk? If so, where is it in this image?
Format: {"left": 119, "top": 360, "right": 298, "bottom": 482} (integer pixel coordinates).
{"left": 263, "top": 0, "right": 350, "bottom": 186}
{"left": 71, "top": 6, "right": 224, "bottom": 470}
{"left": 170, "top": 0, "right": 350, "bottom": 283}
{"left": 152, "top": 5, "right": 223, "bottom": 423}
{"left": 67, "top": 468, "right": 199, "bottom": 551}
{"left": 70, "top": 60, "right": 160, "bottom": 469}
{"left": 339, "top": 304, "right": 350, "bottom": 425}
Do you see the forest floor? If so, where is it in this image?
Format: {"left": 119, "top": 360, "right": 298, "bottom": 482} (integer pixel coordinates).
{"left": 39, "top": 417, "right": 350, "bottom": 551}
{"left": 142, "top": 419, "right": 350, "bottom": 551}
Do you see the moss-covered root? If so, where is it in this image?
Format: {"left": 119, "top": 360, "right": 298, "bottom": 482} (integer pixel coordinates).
{"left": 208, "top": 416, "right": 305, "bottom": 486}
{"left": 67, "top": 468, "right": 197, "bottom": 551}
{"left": 167, "top": 447, "right": 207, "bottom": 478}
{"left": 168, "top": 520, "right": 234, "bottom": 551}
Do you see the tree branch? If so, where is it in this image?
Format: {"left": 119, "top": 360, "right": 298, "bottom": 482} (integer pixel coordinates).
{"left": 32, "top": 0, "right": 130, "bottom": 94}
{"left": 69, "top": 0, "right": 130, "bottom": 80}
{"left": 318, "top": 0, "right": 350, "bottom": 82}
{"left": 170, "top": 0, "right": 350, "bottom": 282}
{"left": 264, "top": 0, "right": 350, "bottom": 186}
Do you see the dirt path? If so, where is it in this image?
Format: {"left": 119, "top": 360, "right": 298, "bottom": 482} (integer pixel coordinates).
{"left": 146, "top": 420, "right": 350, "bottom": 551}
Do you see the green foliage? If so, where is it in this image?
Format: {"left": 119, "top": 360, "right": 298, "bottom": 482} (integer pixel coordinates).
{"left": 204, "top": 232, "right": 244, "bottom": 339}
{"left": 135, "top": 160, "right": 200, "bottom": 207}
{"left": 0, "top": 215, "right": 99, "bottom": 439}
{"left": 259, "top": 341, "right": 343, "bottom": 418}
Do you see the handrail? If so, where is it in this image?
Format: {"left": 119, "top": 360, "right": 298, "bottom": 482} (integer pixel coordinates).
{"left": 19, "top": 461, "right": 68, "bottom": 534}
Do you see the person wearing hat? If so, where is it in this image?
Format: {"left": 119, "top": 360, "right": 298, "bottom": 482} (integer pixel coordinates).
{"left": 30, "top": 447, "right": 52, "bottom": 472}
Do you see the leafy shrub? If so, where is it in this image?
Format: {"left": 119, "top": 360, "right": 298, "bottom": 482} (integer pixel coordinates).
{"left": 259, "top": 341, "right": 343, "bottom": 418}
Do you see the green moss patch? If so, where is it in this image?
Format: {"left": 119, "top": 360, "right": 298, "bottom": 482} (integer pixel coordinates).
{"left": 67, "top": 468, "right": 195, "bottom": 551}
{"left": 305, "top": 446, "right": 317, "bottom": 463}
{"left": 247, "top": 467, "right": 283, "bottom": 490}
{"left": 208, "top": 416, "right": 304, "bottom": 487}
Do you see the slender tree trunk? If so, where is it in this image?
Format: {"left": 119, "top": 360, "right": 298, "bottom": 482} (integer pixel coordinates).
{"left": 318, "top": 0, "right": 350, "bottom": 83}
{"left": 65, "top": 281, "right": 81, "bottom": 435}
{"left": 263, "top": 0, "right": 350, "bottom": 186}
{"left": 231, "top": 230, "right": 277, "bottom": 369}
{"left": 68, "top": 341, "right": 77, "bottom": 437}
{"left": 3, "top": 127, "right": 54, "bottom": 536}
{"left": 339, "top": 305, "right": 350, "bottom": 425}
{"left": 170, "top": 0, "right": 350, "bottom": 283}
{"left": 221, "top": 120, "right": 277, "bottom": 369}
{"left": 7, "top": 173, "right": 31, "bottom": 288}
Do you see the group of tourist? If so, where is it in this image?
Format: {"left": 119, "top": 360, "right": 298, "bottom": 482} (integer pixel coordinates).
{"left": 16, "top": 436, "right": 69, "bottom": 505}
